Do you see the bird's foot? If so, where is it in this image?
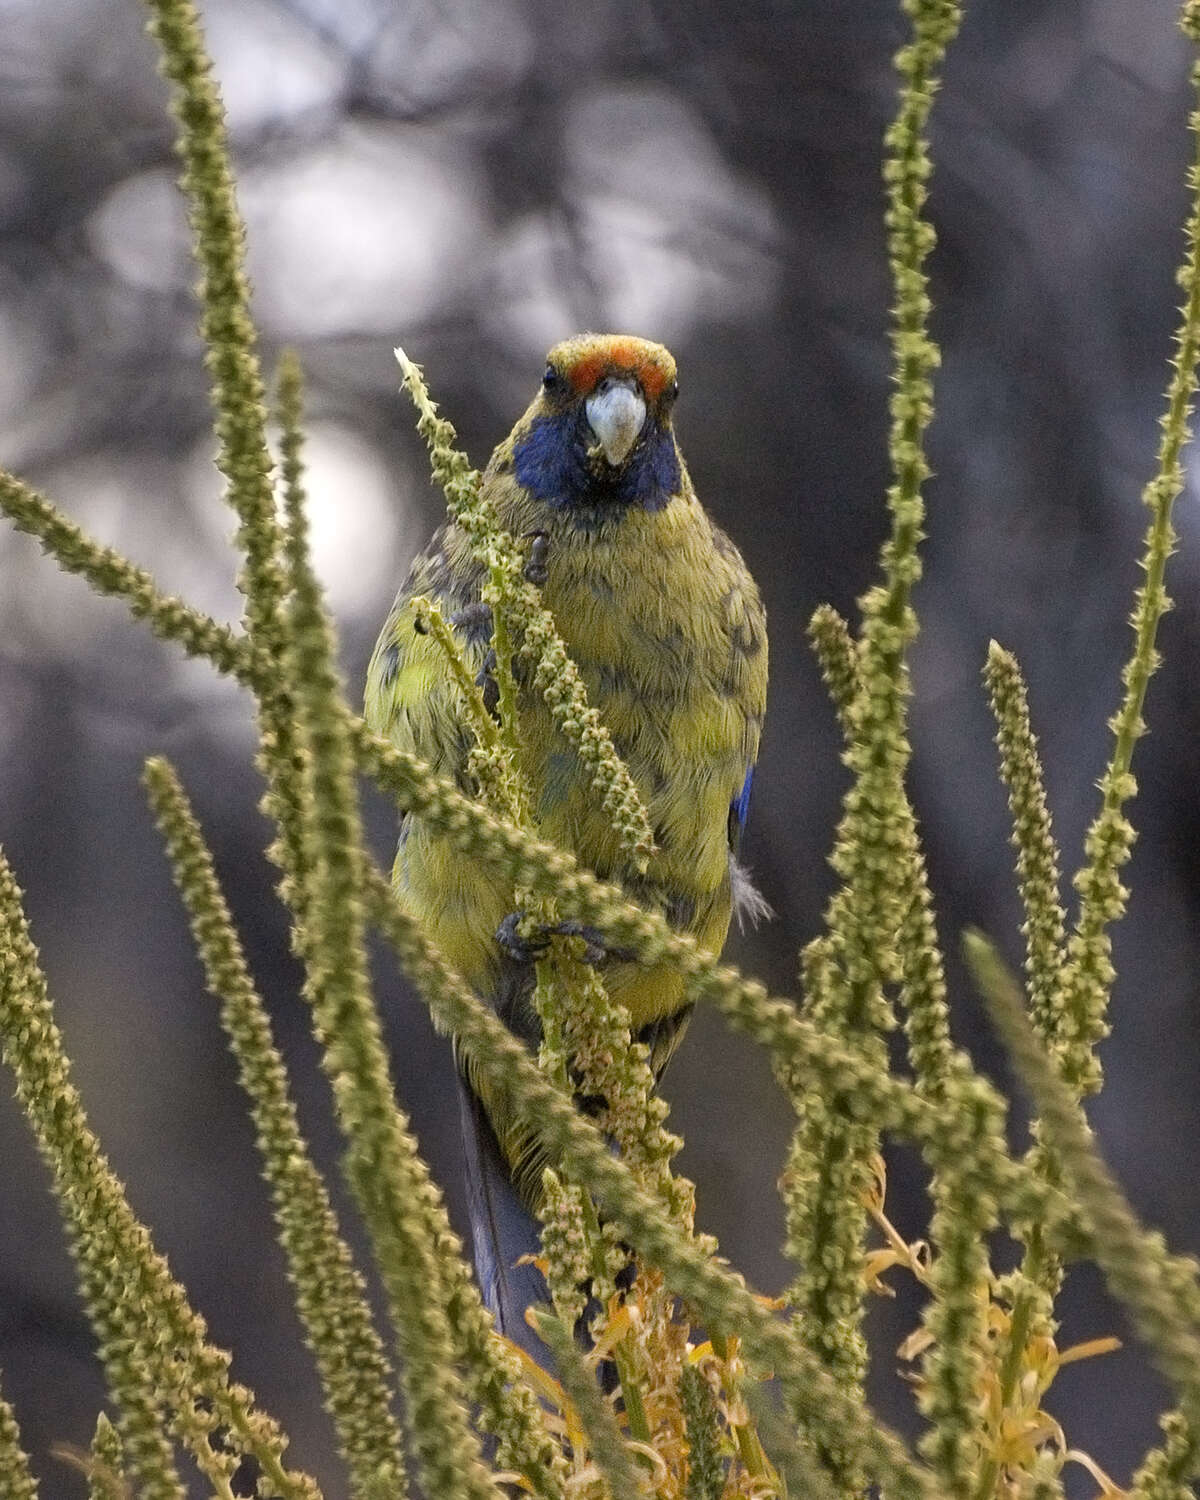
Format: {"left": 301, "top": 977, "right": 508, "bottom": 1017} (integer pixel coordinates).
{"left": 495, "top": 912, "right": 634, "bottom": 967}
{"left": 552, "top": 919, "right": 637, "bottom": 966}
{"left": 495, "top": 911, "right": 552, "bottom": 965}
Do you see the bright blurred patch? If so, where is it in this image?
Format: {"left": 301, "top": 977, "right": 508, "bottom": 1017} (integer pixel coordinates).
{"left": 277, "top": 418, "right": 414, "bottom": 620}
{"left": 243, "top": 125, "right": 489, "bottom": 337}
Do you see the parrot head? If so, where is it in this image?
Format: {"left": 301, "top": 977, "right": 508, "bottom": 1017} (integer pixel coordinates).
{"left": 510, "top": 334, "right": 682, "bottom": 516}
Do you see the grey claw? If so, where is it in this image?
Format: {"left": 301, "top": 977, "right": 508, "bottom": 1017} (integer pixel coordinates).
{"left": 495, "top": 911, "right": 551, "bottom": 964}
{"left": 495, "top": 914, "right": 636, "bottom": 967}
{"left": 553, "top": 919, "right": 636, "bottom": 966}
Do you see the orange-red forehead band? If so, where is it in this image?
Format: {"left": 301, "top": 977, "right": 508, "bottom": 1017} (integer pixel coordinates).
{"left": 562, "top": 339, "right": 672, "bottom": 401}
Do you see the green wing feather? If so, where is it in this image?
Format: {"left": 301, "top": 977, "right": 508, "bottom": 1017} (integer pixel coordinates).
{"left": 365, "top": 478, "right": 767, "bottom": 1214}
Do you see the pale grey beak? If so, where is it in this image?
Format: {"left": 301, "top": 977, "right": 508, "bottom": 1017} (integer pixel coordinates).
{"left": 585, "top": 377, "right": 646, "bottom": 466}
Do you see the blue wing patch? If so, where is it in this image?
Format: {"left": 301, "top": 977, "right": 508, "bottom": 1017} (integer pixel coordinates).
{"left": 728, "top": 766, "right": 771, "bottom": 928}
{"left": 728, "top": 766, "right": 755, "bottom": 854}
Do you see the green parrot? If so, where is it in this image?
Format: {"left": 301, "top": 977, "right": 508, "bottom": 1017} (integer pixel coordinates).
{"left": 365, "top": 333, "right": 767, "bottom": 1352}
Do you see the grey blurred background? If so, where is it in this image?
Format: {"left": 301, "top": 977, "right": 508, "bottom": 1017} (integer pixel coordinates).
{"left": 1, "top": 0, "right": 1198, "bottom": 1494}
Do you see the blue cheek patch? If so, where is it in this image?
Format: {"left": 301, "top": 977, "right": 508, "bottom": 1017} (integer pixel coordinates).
{"left": 513, "top": 412, "right": 680, "bottom": 513}
{"left": 514, "top": 412, "right": 591, "bottom": 502}
{"left": 637, "top": 427, "right": 681, "bottom": 508}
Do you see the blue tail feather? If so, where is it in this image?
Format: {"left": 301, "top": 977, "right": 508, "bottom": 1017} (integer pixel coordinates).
{"left": 456, "top": 1073, "right": 553, "bottom": 1365}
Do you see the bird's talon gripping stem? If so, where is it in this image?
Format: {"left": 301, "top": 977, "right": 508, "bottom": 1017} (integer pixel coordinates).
{"left": 553, "top": 919, "right": 637, "bottom": 966}
{"left": 495, "top": 911, "right": 552, "bottom": 965}
{"left": 495, "top": 913, "right": 635, "bottom": 968}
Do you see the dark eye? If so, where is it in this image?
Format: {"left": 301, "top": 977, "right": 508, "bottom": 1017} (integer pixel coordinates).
{"left": 666, "top": 378, "right": 679, "bottom": 404}
{"left": 542, "top": 363, "right": 563, "bottom": 393}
